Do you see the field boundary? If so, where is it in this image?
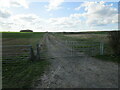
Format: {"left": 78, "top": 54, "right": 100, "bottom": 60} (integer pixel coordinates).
{"left": 2, "top": 44, "right": 41, "bottom": 63}
{"left": 52, "top": 34, "right": 105, "bottom": 56}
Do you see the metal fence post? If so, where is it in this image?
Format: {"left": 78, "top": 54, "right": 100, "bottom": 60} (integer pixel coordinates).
{"left": 36, "top": 44, "right": 40, "bottom": 61}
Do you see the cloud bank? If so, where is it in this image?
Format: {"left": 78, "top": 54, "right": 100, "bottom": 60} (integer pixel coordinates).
{"left": 0, "top": 0, "right": 29, "bottom": 8}
{"left": 0, "top": 1, "right": 118, "bottom": 32}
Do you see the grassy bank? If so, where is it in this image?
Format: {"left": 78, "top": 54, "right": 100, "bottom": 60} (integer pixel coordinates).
{"left": 2, "top": 32, "right": 49, "bottom": 88}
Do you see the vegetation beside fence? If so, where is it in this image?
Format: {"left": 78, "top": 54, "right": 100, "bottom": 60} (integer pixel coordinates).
{"left": 3, "top": 59, "right": 49, "bottom": 88}
{"left": 2, "top": 32, "right": 49, "bottom": 88}
{"left": 54, "top": 32, "right": 119, "bottom": 63}
{"left": 108, "top": 31, "right": 120, "bottom": 56}
{"left": 94, "top": 31, "right": 120, "bottom": 63}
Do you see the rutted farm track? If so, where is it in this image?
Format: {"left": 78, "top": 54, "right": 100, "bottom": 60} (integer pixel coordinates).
{"left": 34, "top": 34, "right": 118, "bottom": 88}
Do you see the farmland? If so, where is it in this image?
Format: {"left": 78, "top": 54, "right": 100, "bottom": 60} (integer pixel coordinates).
{"left": 53, "top": 32, "right": 119, "bottom": 63}
{"left": 2, "top": 32, "right": 49, "bottom": 88}
{"left": 34, "top": 32, "right": 118, "bottom": 88}
{"left": 2, "top": 32, "right": 44, "bottom": 48}
{"left": 1, "top": 31, "right": 119, "bottom": 88}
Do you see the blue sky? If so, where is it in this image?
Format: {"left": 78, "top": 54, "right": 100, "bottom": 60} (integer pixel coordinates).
{"left": 0, "top": 0, "right": 119, "bottom": 32}
{"left": 9, "top": 2, "right": 86, "bottom": 18}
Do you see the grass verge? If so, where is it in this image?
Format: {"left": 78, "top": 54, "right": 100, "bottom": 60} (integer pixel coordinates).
{"left": 2, "top": 32, "right": 50, "bottom": 88}
{"left": 94, "top": 55, "right": 120, "bottom": 63}
{"left": 2, "top": 60, "right": 49, "bottom": 88}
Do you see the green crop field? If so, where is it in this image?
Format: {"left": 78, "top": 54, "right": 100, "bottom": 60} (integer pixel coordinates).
{"left": 2, "top": 32, "right": 46, "bottom": 50}
{"left": 2, "top": 32, "right": 44, "bottom": 38}
{"left": 2, "top": 32, "right": 49, "bottom": 88}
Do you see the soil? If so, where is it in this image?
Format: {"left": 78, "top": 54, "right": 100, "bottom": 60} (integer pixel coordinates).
{"left": 33, "top": 34, "right": 118, "bottom": 88}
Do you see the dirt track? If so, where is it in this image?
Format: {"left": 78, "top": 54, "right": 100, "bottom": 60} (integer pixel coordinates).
{"left": 34, "top": 34, "right": 118, "bottom": 88}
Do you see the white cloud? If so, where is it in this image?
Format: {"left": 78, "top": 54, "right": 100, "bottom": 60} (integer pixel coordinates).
{"left": 0, "top": 13, "right": 83, "bottom": 31}
{"left": 13, "top": 14, "right": 39, "bottom": 22}
{"left": 0, "top": 14, "right": 46, "bottom": 31}
{"left": 45, "top": 0, "right": 64, "bottom": 11}
{"left": 0, "top": 1, "right": 118, "bottom": 32}
{"left": 75, "top": 6, "right": 81, "bottom": 11}
{"left": 47, "top": 2, "right": 118, "bottom": 31}
{"left": 10, "top": 14, "right": 46, "bottom": 30}
{"left": 0, "top": 0, "right": 29, "bottom": 8}
{"left": 75, "top": 1, "right": 118, "bottom": 27}
{"left": 0, "top": 8, "right": 12, "bottom": 18}
{"left": 48, "top": 14, "right": 83, "bottom": 30}
{"left": 0, "top": 17, "right": 14, "bottom": 30}
{"left": 0, "top": 0, "right": 29, "bottom": 31}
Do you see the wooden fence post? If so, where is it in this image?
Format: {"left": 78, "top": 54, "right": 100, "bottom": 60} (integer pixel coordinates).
{"left": 100, "top": 42, "right": 104, "bottom": 55}
{"left": 30, "top": 46, "right": 35, "bottom": 61}
{"left": 36, "top": 44, "right": 40, "bottom": 61}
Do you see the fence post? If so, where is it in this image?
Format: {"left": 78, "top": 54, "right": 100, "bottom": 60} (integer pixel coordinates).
{"left": 30, "top": 46, "right": 35, "bottom": 61}
{"left": 65, "top": 40, "right": 68, "bottom": 47}
{"left": 36, "top": 43, "right": 40, "bottom": 61}
{"left": 100, "top": 42, "right": 104, "bottom": 55}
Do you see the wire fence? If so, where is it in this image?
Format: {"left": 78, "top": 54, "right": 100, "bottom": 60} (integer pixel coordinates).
{"left": 63, "top": 40, "right": 104, "bottom": 56}
{"left": 53, "top": 36, "right": 104, "bottom": 56}
{"left": 1, "top": 44, "right": 41, "bottom": 64}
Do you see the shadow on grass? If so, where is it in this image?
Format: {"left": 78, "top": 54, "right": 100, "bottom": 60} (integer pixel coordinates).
{"left": 93, "top": 55, "right": 120, "bottom": 63}
{"left": 2, "top": 59, "right": 49, "bottom": 88}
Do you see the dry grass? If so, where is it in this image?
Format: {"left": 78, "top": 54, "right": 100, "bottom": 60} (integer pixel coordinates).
{"left": 64, "top": 34, "right": 109, "bottom": 43}
{"left": 2, "top": 38, "right": 30, "bottom": 45}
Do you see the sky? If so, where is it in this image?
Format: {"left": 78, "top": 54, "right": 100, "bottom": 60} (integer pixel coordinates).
{"left": 0, "top": 0, "right": 119, "bottom": 32}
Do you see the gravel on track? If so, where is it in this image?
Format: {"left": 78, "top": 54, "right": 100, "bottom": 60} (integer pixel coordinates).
{"left": 33, "top": 34, "right": 118, "bottom": 88}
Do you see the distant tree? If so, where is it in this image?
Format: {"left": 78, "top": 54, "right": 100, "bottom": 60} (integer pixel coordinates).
{"left": 20, "top": 29, "right": 33, "bottom": 32}
{"left": 108, "top": 31, "right": 120, "bottom": 56}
